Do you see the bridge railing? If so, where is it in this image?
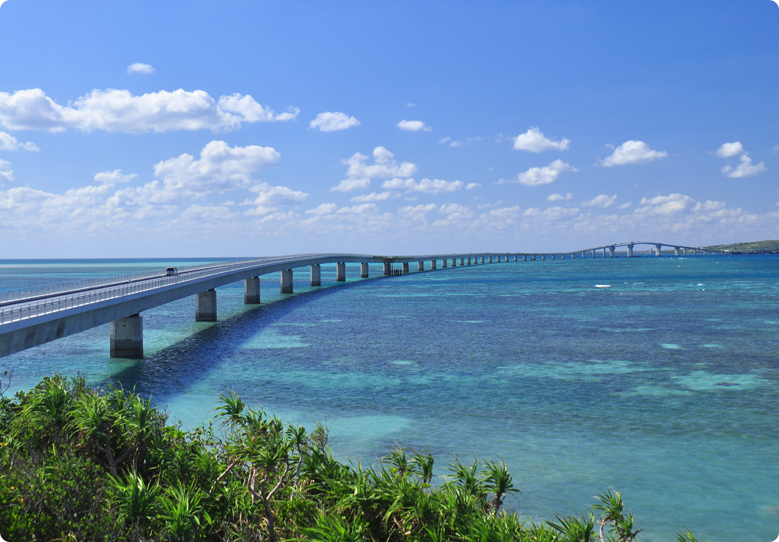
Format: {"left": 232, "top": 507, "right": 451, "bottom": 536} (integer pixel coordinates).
{"left": 0, "top": 259, "right": 252, "bottom": 306}
{"left": 0, "top": 257, "right": 287, "bottom": 326}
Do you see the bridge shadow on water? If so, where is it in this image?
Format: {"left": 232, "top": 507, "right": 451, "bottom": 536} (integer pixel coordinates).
{"left": 100, "top": 280, "right": 371, "bottom": 404}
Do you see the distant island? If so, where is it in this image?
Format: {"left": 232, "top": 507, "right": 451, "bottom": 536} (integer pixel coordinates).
{"left": 703, "top": 240, "right": 779, "bottom": 254}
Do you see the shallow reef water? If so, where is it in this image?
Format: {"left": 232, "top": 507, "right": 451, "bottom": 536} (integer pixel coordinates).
{"left": 2, "top": 255, "right": 778, "bottom": 541}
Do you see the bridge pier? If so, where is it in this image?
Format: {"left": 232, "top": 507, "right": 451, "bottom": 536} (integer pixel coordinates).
{"left": 431, "top": 260, "right": 437, "bottom": 270}
{"left": 655, "top": 244, "right": 662, "bottom": 257}
{"left": 418, "top": 261, "right": 425, "bottom": 271}
{"left": 674, "top": 246, "right": 680, "bottom": 257}
{"left": 310, "top": 265, "right": 321, "bottom": 287}
{"left": 402, "top": 262, "right": 409, "bottom": 273}
{"left": 542, "top": 255, "right": 546, "bottom": 260}
{"left": 383, "top": 263, "right": 391, "bottom": 276}
{"left": 627, "top": 244, "right": 634, "bottom": 258}
{"left": 552, "top": 255, "right": 555, "bottom": 260}
{"left": 196, "top": 289, "right": 217, "bottom": 321}
{"left": 451, "top": 258, "right": 456, "bottom": 267}
{"left": 609, "top": 246, "right": 615, "bottom": 258}
{"left": 361, "top": 262, "right": 369, "bottom": 278}
{"left": 336, "top": 262, "right": 346, "bottom": 282}
{"left": 110, "top": 314, "right": 143, "bottom": 358}
{"left": 460, "top": 258, "right": 465, "bottom": 265}
{"left": 442, "top": 259, "right": 448, "bottom": 268}
{"left": 280, "top": 269, "right": 293, "bottom": 293}
{"left": 683, "top": 248, "right": 687, "bottom": 256}
{"left": 244, "top": 277, "right": 261, "bottom": 303}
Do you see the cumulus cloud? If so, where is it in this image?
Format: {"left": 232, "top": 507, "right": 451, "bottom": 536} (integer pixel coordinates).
{"left": 716, "top": 141, "right": 744, "bottom": 158}
{"left": 381, "top": 177, "right": 464, "bottom": 194}
{"left": 634, "top": 194, "right": 696, "bottom": 215}
{"left": 309, "top": 111, "right": 360, "bottom": 132}
{"left": 548, "top": 192, "right": 572, "bottom": 201}
{"left": 305, "top": 203, "right": 337, "bottom": 215}
{"left": 332, "top": 147, "right": 417, "bottom": 192}
{"left": 601, "top": 140, "right": 667, "bottom": 167}
{"left": 466, "top": 183, "right": 481, "bottom": 190}
{"left": 127, "top": 63, "right": 155, "bottom": 75}
{"left": 0, "top": 131, "right": 39, "bottom": 151}
{"left": 582, "top": 194, "right": 617, "bottom": 208}
{"left": 449, "top": 136, "right": 481, "bottom": 148}
{"left": 0, "top": 88, "right": 299, "bottom": 133}
{"left": 350, "top": 191, "right": 396, "bottom": 203}
{"left": 0, "top": 159, "right": 13, "bottom": 185}
{"left": 497, "top": 159, "right": 576, "bottom": 186}
{"left": 722, "top": 154, "right": 766, "bottom": 178}
{"left": 513, "top": 127, "right": 570, "bottom": 153}
{"left": 396, "top": 120, "right": 431, "bottom": 132}
{"left": 151, "top": 140, "right": 281, "bottom": 200}
{"left": 242, "top": 182, "right": 308, "bottom": 215}
{"left": 94, "top": 170, "right": 137, "bottom": 184}
{"left": 398, "top": 203, "right": 437, "bottom": 214}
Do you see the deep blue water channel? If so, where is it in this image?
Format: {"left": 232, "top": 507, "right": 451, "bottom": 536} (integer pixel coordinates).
{"left": 2, "top": 255, "right": 778, "bottom": 541}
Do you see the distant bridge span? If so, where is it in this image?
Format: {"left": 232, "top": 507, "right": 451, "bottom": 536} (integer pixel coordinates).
{"left": 0, "top": 243, "right": 728, "bottom": 359}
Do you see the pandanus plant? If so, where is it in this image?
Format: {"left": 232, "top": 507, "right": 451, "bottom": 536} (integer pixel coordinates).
{"left": 592, "top": 490, "right": 641, "bottom": 542}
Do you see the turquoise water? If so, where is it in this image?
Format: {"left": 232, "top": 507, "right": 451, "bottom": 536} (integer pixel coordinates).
{"left": 2, "top": 256, "right": 778, "bottom": 540}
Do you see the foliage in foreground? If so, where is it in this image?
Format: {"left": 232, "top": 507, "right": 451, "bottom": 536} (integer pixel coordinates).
{"left": 0, "top": 374, "right": 698, "bottom": 541}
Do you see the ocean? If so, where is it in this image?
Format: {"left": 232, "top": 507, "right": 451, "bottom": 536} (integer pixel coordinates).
{"left": 1, "top": 255, "right": 778, "bottom": 541}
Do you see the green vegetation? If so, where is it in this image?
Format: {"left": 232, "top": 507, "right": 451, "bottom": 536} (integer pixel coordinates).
{"left": 0, "top": 375, "right": 698, "bottom": 541}
{"left": 703, "top": 240, "right": 779, "bottom": 253}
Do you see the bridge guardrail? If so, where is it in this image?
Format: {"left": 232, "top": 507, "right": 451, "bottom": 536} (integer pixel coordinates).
{"left": 0, "top": 257, "right": 280, "bottom": 326}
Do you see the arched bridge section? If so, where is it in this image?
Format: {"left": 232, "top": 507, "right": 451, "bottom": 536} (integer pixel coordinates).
{"left": 0, "top": 244, "right": 728, "bottom": 359}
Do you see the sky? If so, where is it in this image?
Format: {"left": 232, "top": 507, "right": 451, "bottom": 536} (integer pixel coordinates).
{"left": 0, "top": 0, "right": 778, "bottom": 257}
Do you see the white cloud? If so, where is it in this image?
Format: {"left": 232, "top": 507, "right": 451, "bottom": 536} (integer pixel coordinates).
{"left": 466, "top": 183, "right": 481, "bottom": 190}
{"left": 381, "top": 177, "right": 464, "bottom": 194}
{"left": 350, "top": 191, "right": 396, "bottom": 202}
{"left": 94, "top": 170, "right": 137, "bottom": 184}
{"left": 180, "top": 204, "right": 236, "bottom": 222}
{"left": 398, "top": 203, "right": 437, "bottom": 214}
{"left": 305, "top": 203, "right": 337, "bottom": 215}
{"left": 337, "top": 203, "right": 377, "bottom": 215}
{"left": 0, "top": 159, "right": 13, "bottom": 185}
{"left": 396, "top": 120, "right": 431, "bottom": 132}
{"left": 449, "top": 136, "right": 481, "bottom": 148}
{"left": 332, "top": 147, "right": 417, "bottom": 192}
{"left": 127, "top": 63, "right": 155, "bottom": 75}
{"left": 548, "top": 192, "right": 572, "bottom": 201}
{"left": 0, "top": 88, "right": 298, "bottom": 133}
{"left": 407, "top": 103, "right": 416, "bottom": 108}
{"left": 513, "top": 127, "right": 570, "bottom": 153}
{"left": 0, "top": 131, "right": 39, "bottom": 151}
{"left": 498, "top": 159, "right": 576, "bottom": 186}
{"left": 582, "top": 194, "right": 617, "bottom": 208}
{"left": 439, "top": 203, "right": 470, "bottom": 214}
{"left": 601, "top": 140, "right": 667, "bottom": 167}
{"left": 618, "top": 202, "right": 631, "bottom": 209}
{"left": 242, "top": 182, "right": 308, "bottom": 214}
{"left": 716, "top": 141, "right": 744, "bottom": 158}
{"left": 309, "top": 111, "right": 360, "bottom": 132}
{"left": 439, "top": 137, "right": 451, "bottom": 144}
{"left": 635, "top": 194, "right": 696, "bottom": 216}
{"left": 722, "top": 154, "right": 766, "bottom": 178}
{"left": 152, "top": 141, "right": 281, "bottom": 200}
{"left": 773, "top": 144, "right": 779, "bottom": 154}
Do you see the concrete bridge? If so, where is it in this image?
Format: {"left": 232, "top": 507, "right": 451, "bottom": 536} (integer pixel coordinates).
{"left": 0, "top": 243, "right": 727, "bottom": 360}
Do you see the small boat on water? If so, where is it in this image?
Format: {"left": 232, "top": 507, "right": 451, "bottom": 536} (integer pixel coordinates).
{"left": 595, "top": 285, "right": 612, "bottom": 288}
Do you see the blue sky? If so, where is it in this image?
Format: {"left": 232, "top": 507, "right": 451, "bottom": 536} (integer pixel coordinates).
{"left": 0, "top": 0, "right": 778, "bottom": 257}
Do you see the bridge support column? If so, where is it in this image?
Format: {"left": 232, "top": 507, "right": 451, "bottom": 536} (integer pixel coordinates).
{"left": 627, "top": 244, "right": 634, "bottom": 258}
{"left": 310, "top": 265, "right": 321, "bottom": 287}
{"left": 431, "top": 260, "right": 437, "bottom": 270}
{"left": 460, "top": 258, "right": 465, "bottom": 265}
{"left": 442, "top": 259, "right": 448, "bottom": 268}
{"left": 451, "top": 258, "right": 456, "bottom": 267}
{"left": 592, "top": 250, "right": 596, "bottom": 259}
{"left": 523, "top": 255, "right": 527, "bottom": 261}
{"left": 532, "top": 255, "right": 536, "bottom": 261}
{"left": 383, "top": 263, "right": 391, "bottom": 276}
{"left": 110, "top": 314, "right": 143, "bottom": 359}
{"left": 542, "top": 255, "right": 546, "bottom": 260}
{"left": 655, "top": 244, "right": 662, "bottom": 257}
{"left": 609, "top": 246, "right": 615, "bottom": 258}
{"left": 418, "top": 261, "right": 425, "bottom": 271}
{"left": 552, "top": 255, "right": 555, "bottom": 260}
{"left": 602, "top": 248, "right": 607, "bottom": 258}
{"left": 693, "top": 250, "right": 697, "bottom": 256}
{"left": 683, "top": 248, "right": 687, "bottom": 256}
{"left": 244, "top": 277, "right": 261, "bottom": 304}
{"left": 196, "top": 289, "right": 217, "bottom": 322}
{"left": 360, "top": 263, "right": 369, "bottom": 278}
{"left": 336, "top": 262, "right": 346, "bottom": 282}
{"left": 280, "top": 269, "right": 293, "bottom": 293}
{"left": 674, "top": 247, "right": 680, "bottom": 257}
{"left": 402, "top": 262, "right": 409, "bottom": 274}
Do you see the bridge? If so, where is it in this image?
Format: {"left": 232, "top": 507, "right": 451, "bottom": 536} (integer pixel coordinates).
{"left": 0, "top": 242, "right": 728, "bottom": 360}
